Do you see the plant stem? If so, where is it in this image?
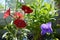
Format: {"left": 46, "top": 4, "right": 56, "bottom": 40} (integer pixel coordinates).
{"left": 4, "top": 19, "right": 14, "bottom": 38}
{"left": 16, "top": 0, "right": 18, "bottom": 12}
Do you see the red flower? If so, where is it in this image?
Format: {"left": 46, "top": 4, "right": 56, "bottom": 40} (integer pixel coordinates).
{"left": 13, "top": 12, "right": 24, "bottom": 19}
{"left": 13, "top": 18, "right": 26, "bottom": 28}
{"left": 21, "top": 5, "right": 33, "bottom": 13}
{"left": 3, "top": 8, "right": 10, "bottom": 19}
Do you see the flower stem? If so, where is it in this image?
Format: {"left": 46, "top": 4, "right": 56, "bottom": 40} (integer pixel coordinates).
{"left": 4, "top": 19, "right": 14, "bottom": 38}
{"left": 16, "top": 0, "right": 18, "bottom": 12}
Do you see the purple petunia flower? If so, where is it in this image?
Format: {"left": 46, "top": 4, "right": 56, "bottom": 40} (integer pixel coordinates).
{"left": 40, "top": 22, "right": 53, "bottom": 35}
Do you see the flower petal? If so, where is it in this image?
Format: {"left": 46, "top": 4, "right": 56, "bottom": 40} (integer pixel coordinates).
{"left": 41, "top": 30, "right": 46, "bottom": 35}
{"left": 41, "top": 24, "right": 49, "bottom": 30}
{"left": 46, "top": 22, "right": 51, "bottom": 28}
{"left": 3, "top": 8, "right": 10, "bottom": 19}
{"left": 47, "top": 28, "right": 53, "bottom": 33}
{"left": 14, "top": 12, "right": 24, "bottom": 19}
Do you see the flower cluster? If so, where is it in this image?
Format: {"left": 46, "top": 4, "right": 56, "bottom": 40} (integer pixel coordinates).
{"left": 3, "top": 5, "right": 33, "bottom": 28}
{"left": 3, "top": 4, "right": 53, "bottom": 36}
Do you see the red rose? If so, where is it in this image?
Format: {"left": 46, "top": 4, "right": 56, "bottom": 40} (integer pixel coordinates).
{"left": 13, "top": 12, "right": 24, "bottom": 19}
{"left": 21, "top": 5, "right": 33, "bottom": 13}
{"left": 3, "top": 8, "right": 10, "bottom": 19}
{"left": 13, "top": 18, "right": 26, "bottom": 28}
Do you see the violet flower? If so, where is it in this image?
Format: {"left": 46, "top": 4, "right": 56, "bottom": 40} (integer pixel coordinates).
{"left": 40, "top": 22, "right": 53, "bottom": 35}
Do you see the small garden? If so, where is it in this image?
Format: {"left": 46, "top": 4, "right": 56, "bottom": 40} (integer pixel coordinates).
{"left": 0, "top": 0, "right": 60, "bottom": 40}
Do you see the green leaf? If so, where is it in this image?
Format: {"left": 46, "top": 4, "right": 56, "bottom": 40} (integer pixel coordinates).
{"left": 2, "top": 32, "right": 8, "bottom": 38}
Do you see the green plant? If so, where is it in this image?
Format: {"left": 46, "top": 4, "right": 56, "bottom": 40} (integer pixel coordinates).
{"left": 1, "top": 0, "right": 57, "bottom": 40}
